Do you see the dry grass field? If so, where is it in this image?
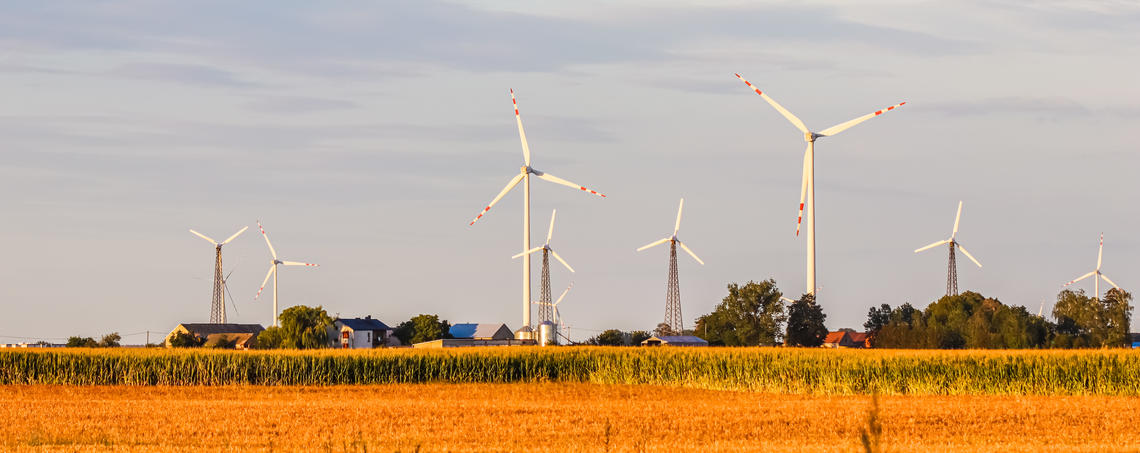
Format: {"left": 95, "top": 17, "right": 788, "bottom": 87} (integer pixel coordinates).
{"left": 2, "top": 383, "right": 1138, "bottom": 452}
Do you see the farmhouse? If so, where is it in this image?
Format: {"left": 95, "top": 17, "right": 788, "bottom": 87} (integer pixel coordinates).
{"left": 640, "top": 335, "right": 709, "bottom": 347}
{"left": 166, "top": 323, "right": 264, "bottom": 349}
{"left": 822, "top": 331, "right": 870, "bottom": 348}
{"left": 331, "top": 316, "right": 394, "bottom": 349}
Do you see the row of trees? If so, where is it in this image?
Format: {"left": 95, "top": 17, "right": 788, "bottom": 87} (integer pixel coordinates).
{"left": 66, "top": 332, "right": 121, "bottom": 348}
{"left": 865, "top": 289, "right": 1133, "bottom": 348}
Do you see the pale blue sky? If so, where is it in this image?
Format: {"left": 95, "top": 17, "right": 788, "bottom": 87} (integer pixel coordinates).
{"left": 1, "top": 0, "right": 1137, "bottom": 343}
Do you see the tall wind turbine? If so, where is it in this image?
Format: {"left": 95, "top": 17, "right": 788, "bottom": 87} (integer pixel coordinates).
{"left": 914, "top": 201, "right": 982, "bottom": 296}
{"left": 512, "top": 209, "right": 574, "bottom": 325}
{"left": 254, "top": 221, "right": 319, "bottom": 327}
{"left": 637, "top": 198, "right": 704, "bottom": 334}
{"left": 468, "top": 89, "right": 605, "bottom": 337}
{"left": 189, "top": 226, "right": 247, "bottom": 323}
{"left": 1062, "top": 233, "right": 1121, "bottom": 299}
{"left": 735, "top": 73, "right": 905, "bottom": 300}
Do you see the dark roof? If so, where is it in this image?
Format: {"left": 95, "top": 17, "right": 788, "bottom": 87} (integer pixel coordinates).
{"left": 450, "top": 323, "right": 512, "bottom": 339}
{"left": 180, "top": 323, "right": 264, "bottom": 336}
{"left": 848, "top": 332, "right": 870, "bottom": 343}
{"left": 337, "top": 317, "right": 390, "bottom": 331}
{"left": 652, "top": 335, "right": 708, "bottom": 344}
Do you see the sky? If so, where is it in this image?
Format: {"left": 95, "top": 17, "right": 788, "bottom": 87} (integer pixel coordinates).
{"left": 1, "top": 0, "right": 1138, "bottom": 343}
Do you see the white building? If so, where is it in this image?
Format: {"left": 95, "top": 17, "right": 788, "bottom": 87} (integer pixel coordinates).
{"left": 332, "top": 316, "right": 393, "bottom": 349}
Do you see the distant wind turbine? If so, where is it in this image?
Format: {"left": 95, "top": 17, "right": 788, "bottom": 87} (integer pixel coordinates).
{"left": 914, "top": 201, "right": 982, "bottom": 296}
{"left": 254, "top": 221, "right": 319, "bottom": 327}
{"left": 638, "top": 198, "right": 704, "bottom": 333}
{"left": 189, "top": 226, "right": 247, "bottom": 323}
{"left": 1062, "top": 233, "right": 1121, "bottom": 299}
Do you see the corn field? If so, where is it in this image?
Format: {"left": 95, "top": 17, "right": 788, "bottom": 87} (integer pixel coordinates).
{"left": 2, "top": 347, "right": 1138, "bottom": 395}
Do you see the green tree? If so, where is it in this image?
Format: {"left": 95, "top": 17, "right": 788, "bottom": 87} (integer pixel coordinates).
{"left": 629, "top": 330, "right": 652, "bottom": 345}
{"left": 785, "top": 294, "right": 828, "bottom": 347}
{"left": 588, "top": 329, "right": 625, "bottom": 346}
{"left": 392, "top": 320, "right": 415, "bottom": 345}
{"left": 410, "top": 314, "right": 451, "bottom": 344}
{"left": 98, "top": 332, "right": 121, "bottom": 348}
{"left": 695, "top": 279, "right": 787, "bottom": 346}
{"left": 207, "top": 335, "right": 239, "bottom": 349}
{"left": 256, "top": 327, "right": 284, "bottom": 349}
{"left": 864, "top": 304, "right": 892, "bottom": 334}
{"left": 1054, "top": 288, "right": 1133, "bottom": 347}
{"left": 168, "top": 331, "right": 205, "bottom": 348}
{"left": 66, "top": 336, "right": 97, "bottom": 348}
{"left": 257, "top": 305, "right": 334, "bottom": 349}
{"left": 653, "top": 323, "right": 676, "bottom": 337}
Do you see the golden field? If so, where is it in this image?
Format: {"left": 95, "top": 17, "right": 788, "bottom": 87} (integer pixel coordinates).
{"left": 2, "top": 383, "right": 1138, "bottom": 452}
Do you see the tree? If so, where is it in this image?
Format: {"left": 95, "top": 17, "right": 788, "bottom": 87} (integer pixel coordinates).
{"left": 785, "top": 294, "right": 828, "bottom": 347}
{"left": 392, "top": 320, "right": 415, "bottom": 345}
{"left": 653, "top": 323, "right": 676, "bottom": 337}
{"left": 1054, "top": 288, "right": 1133, "bottom": 348}
{"left": 864, "top": 304, "right": 892, "bottom": 333}
{"left": 588, "top": 329, "right": 625, "bottom": 346}
{"left": 98, "top": 332, "right": 121, "bottom": 348}
{"left": 207, "top": 335, "right": 239, "bottom": 349}
{"left": 66, "top": 336, "right": 97, "bottom": 348}
{"left": 695, "top": 280, "right": 787, "bottom": 346}
{"left": 257, "top": 305, "right": 334, "bottom": 349}
{"left": 168, "top": 331, "right": 205, "bottom": 348}
{"left": 410, "top": 314, "right": 451, "bottom": 344}
{"left": 629, "top": 330, "right": 652, "bottom": 345}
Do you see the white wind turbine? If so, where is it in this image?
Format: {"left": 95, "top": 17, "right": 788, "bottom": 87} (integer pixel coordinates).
{"left": 638, "top": 198, "right": 704, "bottom": 333}
{"left": 1062, "top": 233, "right": 1121, "bottom": 299}
{"left": 468, "top": 89, "right": 605, "bottom": 336}
{"left": 189, "top": 226, "right": 247, "bottom": 323}
{"left": 537, "top": 282, "right": 573, "bottom": 342}
{"left": 253, "top": 221, "right": 319, "bottom": 327}
{"left": 735, "top": 73, "right": 905, "bottom": 301}
{"left": 914, "top": 201, "right": 982, "bottom": 296}
{"left": 513, "top": 209, "right": 574, "bottom": 326}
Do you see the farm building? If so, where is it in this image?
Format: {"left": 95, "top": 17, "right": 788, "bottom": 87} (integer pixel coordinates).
{"left": 166, "top": 323, "right": 264, "bottom": 349}
{"left": 331, "top": 316, "right": 394, "bottom": 349}
{"left": 1132, "top": 333, "right": 1140, "bottom": 348}
{"left": 412, "top": 338, "right": 536, "bottom": 348}
{"left": 449, "top": 323, "right": 514, "bottom": 340}
{"left": 640, "top": 335, "right": 709, "bottom": 347}
{"left": 822, "top": 331, "right": 870, "bottom": 348}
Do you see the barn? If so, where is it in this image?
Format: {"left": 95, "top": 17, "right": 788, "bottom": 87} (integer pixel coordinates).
{"left": 640, "top": 335, "right": 709, "bottom": 347}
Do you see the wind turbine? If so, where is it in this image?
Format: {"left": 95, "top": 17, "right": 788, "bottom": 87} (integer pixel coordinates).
{"left": 253, "top": 221, "right": 319, "bottom": 327}
{"left": 914, "top": 201, "right": 982, "bottom": 296}
{"left": 512, "top": 209, "right": 574, "bottom": 325}
{"left": 1062, "top": 233, "right": 1121, "bottom": 299}
{"left": 637, "top": 198, "right": 704, "bottom": 334}
{"left": 468, "top": 89, "right": 605, "bottom": 337}
{"left": 189, "top": 226, "right": 247, "bottom": 323}
{"left": 735, "top": 73, "right": 905, "bottom": 301}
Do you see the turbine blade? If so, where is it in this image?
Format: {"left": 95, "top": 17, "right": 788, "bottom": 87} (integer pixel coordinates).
{"left": 550, "top": 249, "right": 575, "bottom": 273}
{"left": 533, "top": 170, "right": 606, "bottom": 198}
{"left": 223, "top": 280, "right": 239, "bottom": 316}
{"left": 281, "top": 261, "right": 319, "bottom": 267}
{"left": 255, "top": 265, "right": 275, "bottom": 300}
{"left": 555, "top": 282, "right": 573, "bottom": 306}
{"left": 817, "top": 101, "right": 907, "bottom": 137}
{"left": 796, "top": 143, "right": 809, "bottom": 236}
{"left": 547, "top": 209, "right": 556, "bottom": 244}
{"left": 677, "top": 240, "right": 705, "bottom": 265}
{"left": 257, "top": 221, "right": 277, "bottom": 260}
{"left": 956, "top": 243, "right": 982, "bottom": 268}
{"left": 1100, "top": 273, "right": 1120, "bottom": 290}
{"left": 1097, "top": 233, "right": 1104, "bottom": 270}
{"left": 221, "top": 226, "right": 248, "bottom": 245}
{"left": 914, "top": 239, "right": 949, "bottom": 253}
{"left": 511, "top": 89, "right": 531, "bottom": 166}
{"left": 674, "top": 198, "right": 684, "bottom": 236}
{"left": 952, "top": 201, "right": 963, "bottom": 238}
{"left": 1062, "top": 271, "right": 1096, "bottom": 288}
{"left": 734, "top": 73, "right": 809, "bottom": 134}
{"left": 189, "top": 229, "right": 218, "bottom": 245}
{"left": 511, "top": 246, "right": 544, "bottom": 260}
{"left": 469, "top": 173, "right": 525, "bottom": 226}
{"left": 637, "top": 238, "right": 671, "bottom": 252}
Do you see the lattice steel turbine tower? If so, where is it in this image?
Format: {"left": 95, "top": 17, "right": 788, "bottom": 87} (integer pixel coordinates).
{"left": 189, "top": 226, "right": 248, "bottom": 323}
{"left": 638, "top": 199, "right": 704, "bottom": 334}
{"left": 514, "top": 209, "right": 575, "bottom": 325}
{"left": 915, "top": 201, "right": 982, "bottom": 297}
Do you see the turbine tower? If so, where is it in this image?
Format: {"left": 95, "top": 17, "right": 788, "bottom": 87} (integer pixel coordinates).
{"left": 735, "top": 73, "right": 905, "bottom": 301}
{"left": 914, "top": 201, "right": 983, "bottom": 296}
{"left": 468, "top": 89, "right": 605, "bottom": 338}
{"left": 254, "top": 221, "right": 319, "bottom": 327}
{"left": 512, "top": 209, "right": 574, "bottom": 325}
{"left": 637, "top": 198, "right": 704, "bottom": 334}
{"left": 537, "top": 283, "right": 573, "bottom": 343}
{"left": 1062, "top": 233, "right": 1121, "bottom": 299}
{"left": 189, "top": 226, "right": 248, "bottom": 323}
